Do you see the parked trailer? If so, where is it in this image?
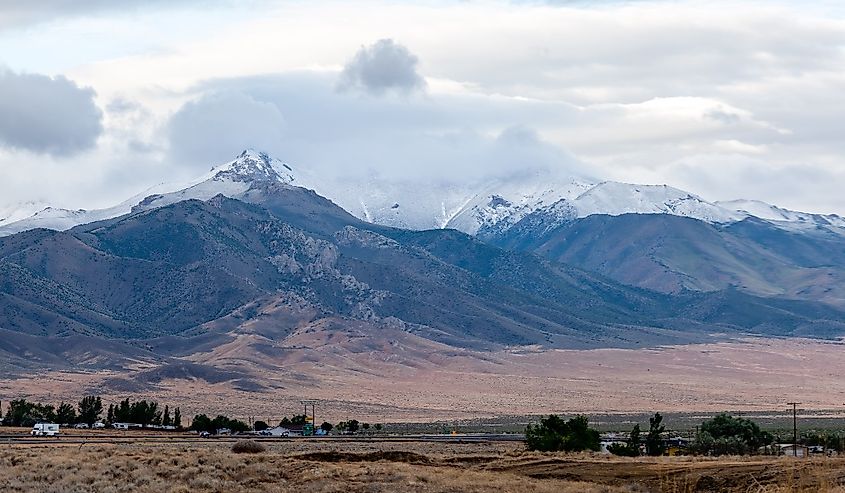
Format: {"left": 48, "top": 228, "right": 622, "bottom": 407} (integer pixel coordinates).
{"left": 31, "top": 423, "right": 60, "bottom": 436}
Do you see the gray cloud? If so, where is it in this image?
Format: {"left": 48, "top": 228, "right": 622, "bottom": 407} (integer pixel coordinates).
{"left": 0, "top": 69, "right": 103, "bottom": 156}
{"left": 167, "top": 91, "right": 286, "bottom": 167}
{"left": 176, "top": 73, "right": 586, "bottom": 183}
{"left": 0, "top": 0, "right": 224, "bottom": 31}
{"left": 338, "top": 39, "right": 426, "bottom": 96}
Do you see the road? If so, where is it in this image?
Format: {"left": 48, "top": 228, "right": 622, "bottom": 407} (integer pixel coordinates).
{"left": 0, "top": 432, "right": 525, "bottom": 446}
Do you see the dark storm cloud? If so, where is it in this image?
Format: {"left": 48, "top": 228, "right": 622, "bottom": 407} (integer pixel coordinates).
{"left": 0, "top": 69, "right": 103, "bottom": 156}
{"left": 338, "top": 39, "right": 426, "bottom": 96}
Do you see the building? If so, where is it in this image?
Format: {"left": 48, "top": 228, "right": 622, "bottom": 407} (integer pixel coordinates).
{"left": 778, "top": 444, "right": 810, "bottom": 457}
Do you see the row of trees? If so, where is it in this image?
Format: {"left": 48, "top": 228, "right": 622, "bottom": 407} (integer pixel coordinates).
{"left": 190, "top": 414, "right": 250, "bottom": 434}
{"left": 2, "top": 397, "right": 105, "bottom": 427}
{"left": 3, "top": 398, "right": 381, "bottom": 436}
{"left": 0, "top": 397, "right": 181, "bottom": 428}
{"left": 274, "top": 415, "right": 382, "bottom": 434}
{"left": 107, "top": 399, "right": 181, "bottom": 428}
{"left": 526, "top": 412, "right": 796, "bottom": 456}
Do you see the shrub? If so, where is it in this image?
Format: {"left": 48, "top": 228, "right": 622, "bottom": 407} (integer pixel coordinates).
{"left": 525, "top": 415, "right": 600, "bottom": 452}
{"left": 231, "top": 440, "right": 266, "bottom": 454}
{"left": 691, "top": 413, "right": 773, "bottom": 455}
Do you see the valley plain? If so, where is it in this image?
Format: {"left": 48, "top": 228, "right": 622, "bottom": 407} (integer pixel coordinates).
{"left": 3, "top": 336, "right": 844, "bottom": 422}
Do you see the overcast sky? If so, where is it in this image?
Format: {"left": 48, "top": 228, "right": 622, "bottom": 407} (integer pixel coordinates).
{"left": 1, "top": 0, "right": 844, "bottom": 214}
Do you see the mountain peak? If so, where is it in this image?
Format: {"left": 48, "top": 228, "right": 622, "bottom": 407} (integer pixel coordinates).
{"left": 200, "top": 149, "right": 296, "bottom": 188}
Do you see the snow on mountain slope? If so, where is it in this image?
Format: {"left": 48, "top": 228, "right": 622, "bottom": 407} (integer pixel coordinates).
{"left": 0, "top": 150, "right": 302, "bottom": 236}
{"left": 574, "top": 182, "right": 745, "bottom": 223}
{"left": 0, "top": 200, "right": 50, "bottom": 226}
{"left": 0, "top": 189, "right": 170, "bottom": 236}
{"left": 1, "top": 149, "right": 842, "bottom": 239}
{"left": 443, "top": 173, "right": 595, "bottom": 235}
{"left": 717, "top": 199, "right": 845, "bottom": 234}
{"left": 132, "top": 149, "right": 298, "bottom": 213}
{"left": 319, "top": 170, "right": 746, "bottom": 235}
{"left": 316, "top": 172, "right": 590, "bottom": 233}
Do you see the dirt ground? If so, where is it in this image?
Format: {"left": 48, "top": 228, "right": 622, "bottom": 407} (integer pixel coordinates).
{"left": 1, "top": 440, "right": 844, "bottom": 492}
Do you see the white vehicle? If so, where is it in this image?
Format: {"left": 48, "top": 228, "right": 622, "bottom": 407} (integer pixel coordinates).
{"left": 31, "top": 423, "right": 60, "bottom": 436}
{"left": 74, "top": 423, "right": 89, "bottom": 429}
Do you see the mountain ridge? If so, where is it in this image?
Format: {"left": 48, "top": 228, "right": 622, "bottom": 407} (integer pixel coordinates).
{"left": 2, "top": 150, "right": 843, "bottom": 239}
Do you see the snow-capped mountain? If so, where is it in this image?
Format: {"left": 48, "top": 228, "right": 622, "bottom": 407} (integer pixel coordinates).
{"left": 0, "top": 149, "right": 842, "bottom": 238}
{"left": 0, "top": 200, "right": 51, "bottom": 226}
{"left": 129, "top": 149, "right": 298, "bottom": 213}
{"left": 716, "top": 199, "right": 845, "bottom": 234}
{"left": 0, "top": 150, "right": 303, "bottom": 236}
{"left": 317, "top": 171, "right": 746, "bottom": 236}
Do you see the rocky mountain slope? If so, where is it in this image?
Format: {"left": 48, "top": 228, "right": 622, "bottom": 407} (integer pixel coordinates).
{"left": 2, "top": 178, "right": 845, "bottom": 378}
{"left": 3, "top": 150, "right": 843, "bottom": 311}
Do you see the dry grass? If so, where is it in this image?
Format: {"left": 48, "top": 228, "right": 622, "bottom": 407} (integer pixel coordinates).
{"left": 0, "top": 442, "right": 844, "bottom": 492}
{"left": 0, "top": 443, "right": 615, "bottom": 493}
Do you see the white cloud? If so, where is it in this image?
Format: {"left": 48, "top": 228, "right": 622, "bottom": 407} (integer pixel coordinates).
{"left": 1, "top": 0, "right": 845, "bottom": 215}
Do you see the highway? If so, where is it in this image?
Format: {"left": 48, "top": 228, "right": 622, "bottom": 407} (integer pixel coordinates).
{"left": 0, "top": 432, "right": 525, "bottom": 446}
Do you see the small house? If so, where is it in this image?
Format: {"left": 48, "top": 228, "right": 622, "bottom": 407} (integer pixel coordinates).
{"left": 778, "top": 444, "right": 810, "bottom": 457}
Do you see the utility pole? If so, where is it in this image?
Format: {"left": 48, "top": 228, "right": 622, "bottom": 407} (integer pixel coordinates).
{"left": 787, "top": 402, "right": 801, "bottom": 457}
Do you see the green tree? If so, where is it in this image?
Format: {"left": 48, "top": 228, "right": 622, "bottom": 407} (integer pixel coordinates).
{"left": 106, "top": 404, "right": 115, "bottom": 424}
{"left": 115, "top": 399, "right": 131, "bottom": 423}
{"left": 191, "top": 414, "right": 213, "bottom": 433}
{"left": 362, "top": 423, "right": 370, "bottom": 431}
{"left": 645, "top": 413, "right": 666, "bottom": 456}
{"left": 525, "top": 415, "right": 600, "bottom": 452}
{"left": 254, "top": 420, "right": 269, "bottom": 432}
{"left": 347, "top": 419, "right": 360, "bottom": 433}
{"left": 608, "top": 424, "right": 640, "bottom": 457}
{"left": 320, "top": 421, "right": 333, "bottom": 433}
{"left": 2, "top": 399, "right": 56, "bottom": 427}
{"left": 692, "top": 413, "right": 773, "bottom": 456}
{"left": 374, "top": 423, "right": 383, "bottom": 432}
{"left": 3, "top": 399, "right": 32, "bottom": 427}
{"left": 78, "top": 396, "right": 103, "bottom": 427}
{"left": 174, "top": 407, "right": 182, "bottom": 429}
{"left": 210, "top": 415, "right": 249, "bottom": 433}
{"left": 162, "top": 406, "right": 171, "bottom": 427}
{"left": 56, "top": 402, "right": 77, "bottom": 425}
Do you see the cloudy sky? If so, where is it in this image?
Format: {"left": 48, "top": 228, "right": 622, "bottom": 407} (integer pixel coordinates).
{"left": 1, "top": 0, "right": 844, "bottom": 215}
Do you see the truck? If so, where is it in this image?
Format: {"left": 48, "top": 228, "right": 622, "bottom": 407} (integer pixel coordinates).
{"left": 31, "top": 423, "right": 60, "bottom": 436}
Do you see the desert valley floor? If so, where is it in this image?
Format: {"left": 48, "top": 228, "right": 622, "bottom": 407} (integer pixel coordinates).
{"left": 3, "top": 336, "right": 843, "bottom": 422}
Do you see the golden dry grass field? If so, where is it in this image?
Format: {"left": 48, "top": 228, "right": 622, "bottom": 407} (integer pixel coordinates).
{"left": 1, "top": 438, "right": 844, "bottom": 492}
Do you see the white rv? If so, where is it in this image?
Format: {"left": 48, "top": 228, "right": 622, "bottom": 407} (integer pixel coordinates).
{"left": 31, "top": 423, "right": 60, "bottom": 436}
